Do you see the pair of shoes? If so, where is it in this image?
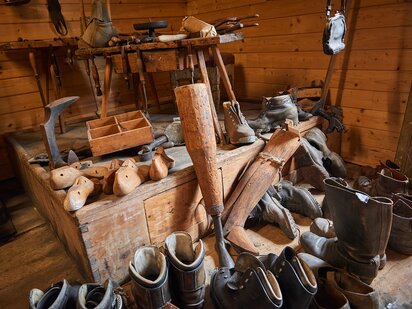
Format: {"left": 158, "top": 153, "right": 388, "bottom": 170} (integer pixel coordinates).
{"left": 211, "top": 246, "right": 317, "bottom": 309}
{"left": 299, "top": 253, "right": 380, "bottom": 309}
{"left": 300, "top": 178, "right": 393, "bottom": 284}
{"left": 29, "top": 279, "right": 123, "bottom": 309}
{"left": 129, "top": 232, "right": 206, "bottom": 309}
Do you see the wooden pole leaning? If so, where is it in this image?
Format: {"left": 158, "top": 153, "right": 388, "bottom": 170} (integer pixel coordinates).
{"left": 100, "top": 55, "right": 113, "bottom": 118}
{"left": 174, "top": 83, "right": 234, "bottom": 269}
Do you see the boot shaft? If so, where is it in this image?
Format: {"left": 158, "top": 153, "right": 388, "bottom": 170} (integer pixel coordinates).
{"left": 375, "top": 168, "right": 409, "bottom": 197}
{"left": 324, "top": 178, "right": 393, "bottom": 260}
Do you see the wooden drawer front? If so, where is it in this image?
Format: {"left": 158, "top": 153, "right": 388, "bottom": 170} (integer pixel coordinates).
{"left": 141, "top": 50, "right": 179, "bottom": 72}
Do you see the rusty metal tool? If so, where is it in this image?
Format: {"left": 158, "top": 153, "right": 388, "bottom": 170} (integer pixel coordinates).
{"left": 138, "top": 135, "right": 168, "bottom": 162}
{"left": 40, "top": 96, "right": 79, "bottom": 169}
{"left": 175, "top": 83, "right": 234, "bottom": 269}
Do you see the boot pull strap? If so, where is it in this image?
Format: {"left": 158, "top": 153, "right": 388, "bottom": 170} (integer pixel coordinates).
{"left": 325, "top": 0, "right": 346, "bottom": 18}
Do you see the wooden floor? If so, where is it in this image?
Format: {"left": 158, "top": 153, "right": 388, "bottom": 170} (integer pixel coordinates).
{"left": 0, "top": 171, "right": 411, "bottom": 308}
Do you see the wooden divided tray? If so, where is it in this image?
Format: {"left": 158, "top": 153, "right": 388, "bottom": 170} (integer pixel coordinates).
{"left": 86, "top": 111, "right": 154, "bottom": 156}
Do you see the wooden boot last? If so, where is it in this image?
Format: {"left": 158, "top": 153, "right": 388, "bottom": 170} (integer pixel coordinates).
{"left": 149, "top": 147, "right": 175, "bottom": 181}
{"left": 113, "top": 159, "right": 150, "bottom": 196}
{"left": 64, "top": 176, "right": 95, "bottom": 211}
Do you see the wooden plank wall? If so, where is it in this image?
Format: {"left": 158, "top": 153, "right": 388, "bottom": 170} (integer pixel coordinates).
{"left": 188, "top": 0, "right": 412, "bottom": 167}
{"left": 0, "top": 0, "right": 186, "bottom": 180}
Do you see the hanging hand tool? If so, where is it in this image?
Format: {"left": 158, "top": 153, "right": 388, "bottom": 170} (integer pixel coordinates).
{"left": 65, "top": 44, "right": 73, "bottom": 67}
{"left": 40, "top": 96, "right": 79, "bottom": 169}
{"left": 49, "top": 45, "right": 66, "bottom": 133}
{"left": 29, "top": 48, "right": 47, "bottom": 107}
{"left": 91, "top": 57, "right": 103, "bottom": 96}
{"left": 134, "top": 50, "right": 150, "bottom": 119}
{"left": 121, "top": 46, "right": 130, "bottom": 89}
{"left": 187, "top": 45, "right": 195, "bottom": 84}
{"left": 49, "top": 45, "right": 61, "bottom": 87}
{"left": 175, "top": 83, "right": 234, "bottom": 269}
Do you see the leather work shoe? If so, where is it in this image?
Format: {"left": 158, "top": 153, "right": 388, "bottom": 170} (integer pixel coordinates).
{"left": 260, "top": 246, "right": 317, "bottom": 309}
{"left": 288, "top": 139, "right": 330, "bottom": 191}
{"left": 310, "top": 218, "right": 336, "bottom": 238}
{"left": 223, "top": 101, "right": 257, "bottom": 145}
{"left": 29, "top": 279, "right": 79, "bottom": 309}
{"left": 165, "top": 231, "right": 206, "bottom": 309}
{"left": 299, "top": 253, "right": 380, "bottom": 309}
{"left": 304, "top": 127, "right": 347, "bottom": 178}
{"left": 247, "top": 95, "right": 299, "bottom": 133}
{"left": 211, "top": 252, "right": 283, "bottom": 309}
{"left": 354, "top": 168, "right": 409, "bottom": 198}
{"left": 388, "top": 193, "right": 412, "bottom": 255}
{"left": 300, "top": 178, "right": 393, "bottom": 284}
{"left": 129, "top": 246, "right": 172, "bottom": 309}
{"left": 250, "top": 190, "right": 299, "bottom": 239}
{"left": 77, "top": 279, "right": 123, "bottom": 309}
{"left": 270, "top": 180, "right": 323, "bottom": 219}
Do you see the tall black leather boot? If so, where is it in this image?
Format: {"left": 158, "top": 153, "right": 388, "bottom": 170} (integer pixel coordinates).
{"left": 260, "top": 246, "right": 317, "bottom": 309}
{"left": 77, "top": 279, "right": 123, "bottom": 309}
{"left": 247, "top": 95, "right": 299, "bottom": 133}
{"left": 304, "top": 127, "right": 347, "bottom": 178}
{"left": 211, "top": 253, "right": 283, "bottom": 309}
{"left": 300, "top": 178, "right": 393, "bottom": 284}
{"left": 129, "top": 246, "right": 172, "bottom": 309}
{"left": 29, "top": 279, "right": 79, "bottom": 309}
{"left": 165, "top": 231, "right": 206, "bottom": 309}
{"left": 270, "top": 180, "right": 323, "bottom": 219}
{"left": 388, "top": 193, "right": 412, "bottom": 255}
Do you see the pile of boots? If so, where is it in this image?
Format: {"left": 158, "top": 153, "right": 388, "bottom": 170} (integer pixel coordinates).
{"left": 288, "top": 127, "right": 346, "bottom": 191}
{"left": 129, "top": 231, "right": 206, "bottom": 309}
{"left": 247, "top": 180, "right": 322, "bottom": 239}
{"left": 223, "top": 100, "right": 257, "bottom": 145}
{"left": 300, "top": 177, "right": 393, "bottom": 284}
{"left": 29, "top": 279, "right": 123, "bottom": 308}
{"left": 354, "top": 165, "right": 412, "bottom": 256}
{"left": 211, "top": 246, "right": 317, "bottom": 309}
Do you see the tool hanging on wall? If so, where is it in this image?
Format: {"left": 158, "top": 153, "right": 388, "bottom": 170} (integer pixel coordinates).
{"left": 49, "top": 45, "right": 66, "bottom": 133}
{"left": 29, "top": 48, "right": 47, "bottom": 107}
{"left": 323, "top": 0, "right": 346, "bottom": 55}
{"left": 310, "top": 0, "right": 349, "bottom": 133}
{"left": 47, "top": 0, "right": 68, "bottom": 36}
{"left": 134, "top": 50, "right": 150, "bottom": 119}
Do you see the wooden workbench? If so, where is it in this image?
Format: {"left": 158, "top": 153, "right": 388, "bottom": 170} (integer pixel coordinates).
{"left": 6, "top": 115, "right": 321, "bottom": 284}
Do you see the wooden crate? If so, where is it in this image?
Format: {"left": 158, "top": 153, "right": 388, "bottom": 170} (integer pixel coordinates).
{"left": 86, "top": 111, "right": 154, "bottom": 156}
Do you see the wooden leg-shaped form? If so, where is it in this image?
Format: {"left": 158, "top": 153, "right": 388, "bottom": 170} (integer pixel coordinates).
{"left": 101, "top": 56, "right": 113, "bottom": 118}
{"left": 196, "top": 48, "right": 226, "bottom": 145}
{"left": 211, "top": 45, "right": 236, "bottom": 102}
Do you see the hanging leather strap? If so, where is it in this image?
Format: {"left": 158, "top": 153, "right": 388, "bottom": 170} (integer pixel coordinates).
{"left": 47, "top": 0, "right": 68, "bottom": 36}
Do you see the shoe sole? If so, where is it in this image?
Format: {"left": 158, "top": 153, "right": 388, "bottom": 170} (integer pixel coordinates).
{"left": 230, "top": 136, "right": 257, "bottom": 145}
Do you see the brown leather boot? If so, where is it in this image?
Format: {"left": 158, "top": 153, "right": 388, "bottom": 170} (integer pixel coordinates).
{"left": 247, "top": 95, "right": 299, "bottom": 133}
{"left": 388, "top": 193, "right": 412, "bottom": 255}
{"left": 300, "top": 178, "right": 393, "bottom": 284}
{"left": 211, "top": 253, "right": 283, "bottom": 309}
{"left": 223, "top": 101, "right": 257, "bottom": 145}
{"left": 129, "top": 246, "right": 172, "bottom": 309}
{"left": 165, "top": 231, "right": 206, "bottom": 309}
{"left": 299, "top": 253, "right": 380, "bottom": 309}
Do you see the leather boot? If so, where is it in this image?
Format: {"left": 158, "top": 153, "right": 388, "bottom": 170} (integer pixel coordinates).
{"left": 165, "top": 231, "right": 206, "bottom": 309}
{"left": 270, "top": 180, "right": 323, "bottom": 219}
{"left": 247, "top": 95, "right": 299, "bottom": 133}
{"left": 260, "top": 246, "right": 317, "bottom": 309}
{"left": 300, "top": 178, "right": 393, "bottom": 284}
{"left": 223, "top": 101, "right": 257, "bottom": 145}
{"left": 304, "top": 127, "right": 347, "bottom": 178}
{"left": 388, "top": 193, "right": 412, "bottom": 255}
{"left": 289, "top": 139, "right": 330, "bottom": 191}
{"left": 211, "top": 253, "right": 283, "bottom": 309}
{"left": 354, "top": 168, "right": 409, "bottom": 198}
{"left": 129, "top": 246, "right": 172, "bottom": 309}
{"left": 299, "top": 253, "right": 380, "bottom": 309}
{"left": 29, "top": 279, "right": 79, "bottom": 309}
{"left": 77, "top": 279, "right": 123, "bottom": 309}
{"left": 310, "top": 218, "right": 336, "bottom": 238}
{"left": 253, "top": 190, "right": 299, "bottom": 239}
